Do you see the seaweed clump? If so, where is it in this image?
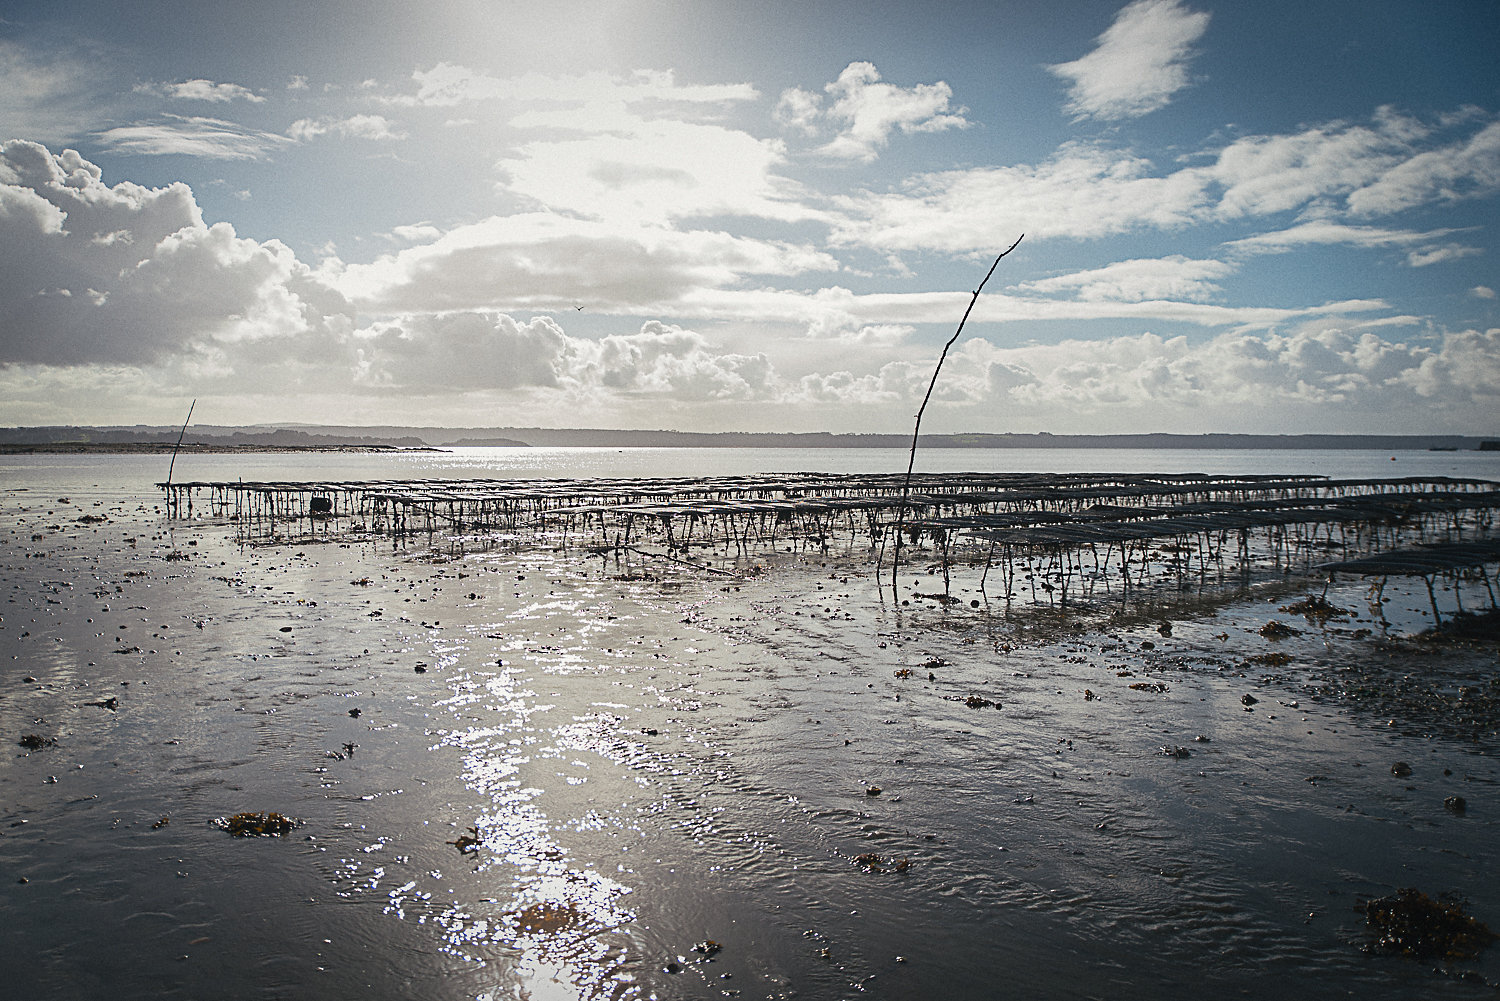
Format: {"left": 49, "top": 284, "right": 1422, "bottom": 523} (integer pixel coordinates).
{"left": 217, "top": 811, "right": 298, "bottom": 837}
{"left": 1362, "top": 888, "right": 1497, "bottom": 960}
{"left": 1280, "top": 595, "right": 1351, "bottom": 623}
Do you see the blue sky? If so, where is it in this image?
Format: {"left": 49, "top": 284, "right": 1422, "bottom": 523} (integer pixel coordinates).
{"left": 1, "top": 0, "right": 1497, "bottom": 434}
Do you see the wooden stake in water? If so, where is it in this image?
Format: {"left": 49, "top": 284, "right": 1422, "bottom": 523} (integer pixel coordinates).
{"left": 890, "top": 236, "right": 1023, "bottom": 604}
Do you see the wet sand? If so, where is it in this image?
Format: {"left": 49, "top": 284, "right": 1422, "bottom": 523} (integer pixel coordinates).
{"left": 2, "top": 483, "right": 1498, "bottom": 1000}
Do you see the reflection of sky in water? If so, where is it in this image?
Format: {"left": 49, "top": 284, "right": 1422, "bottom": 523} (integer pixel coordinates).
{"left": 386, "top": 578, "right": 643, "bottom": 998}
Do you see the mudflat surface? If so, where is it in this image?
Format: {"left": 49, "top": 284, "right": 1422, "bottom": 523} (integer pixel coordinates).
{"left": 2, "top": 483, "right": 1498, "bottom": 1000}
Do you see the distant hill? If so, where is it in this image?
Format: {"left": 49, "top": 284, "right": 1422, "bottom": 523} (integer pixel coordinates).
{"left": 1, "top": 424, "right": 1496, "bottom": 451}
{"left": 446, "top": 437, "right": 531, "bottom": 447}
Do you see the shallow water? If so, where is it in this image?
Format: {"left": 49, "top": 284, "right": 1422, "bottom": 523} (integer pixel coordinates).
{"left": 2, "top": 449, "right": 1498, "bottom": 999}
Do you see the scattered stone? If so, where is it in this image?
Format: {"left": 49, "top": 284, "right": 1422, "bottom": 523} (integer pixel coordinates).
{"left": 1130, "top": 682, "right": 1169, "bottom": 694}
{"left": 865, "top": 785, "right": 882, "bottom": 796}
{"left": 1157, "top": 622, "right": 1173, "bottom": 637}
{"left": 1158, "top": 745, "right": 1192, "bottom": 759}
{"left": 1242, "top": 694, "right": 1259, "bottom": 706}
{"left": 18, "top": 734, "right": 55, "bottom": 750}
{"left": 1391, "top": 761, "right": 1413, "bottom": 777}
{"left": 1445, "top": 796, "right": 1467, "bottom": 815}
{"left": 348, "top": 708, "right": 361, "bottom": 718}
{"left": 693, "top": 940, "right": 723, "bottom": 957}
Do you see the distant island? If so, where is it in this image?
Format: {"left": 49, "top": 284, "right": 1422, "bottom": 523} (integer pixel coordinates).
{"left": 0, "top": 424, "right": 1496, "bottom": 453}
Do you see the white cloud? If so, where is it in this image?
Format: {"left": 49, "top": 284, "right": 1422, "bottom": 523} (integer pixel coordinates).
{"left": 833, "top": 112, "right": 1500, "bottom": 253}
{"left": 0, "top": 141, "right": 348, "bottom": 366}
{"left": 775, "top": 62, "right": 968, "bottom": 162}
{"left": 287, "top": 114, "right": 405, "bottom": 142}
{"left": 136, "top": 79, "right": 265, "bottom": 103}
{"left": 287, "top": 75, "right": 309, "bottom": 91}
{"left": 1018, "top": 255, "right": 1232, "bottom": 302}
{"left": 773, "top": 87, "right": 821, "bottom": 135}
{"left": 933, "top": 323, "right": 1500, "bottom": 431}
{"left": 390, "top": 222, "right": 442, "bottom": 243}
{"left": 354, "top": 314, "right": 776, "bottom": 401}
{"left": 499, "top": 116, "right": 814, "bottom": 225}
{"left": 832, "top": 142, "right": 1209, "bottom": 247}
{"left": 1404, "top": 244, "right": 1481, "bottom": 268}
{"left": 387, "top": 64, "right": 757, "bottom": 109}
{"left": 94, "top": 115, "right": 293, "bottom": 160}
{"left": 331, "top": 213, "right": 838, "bottom": 315}
{"left": 1347, "top": 120, "right": 1500, "bottom": 215}
{"left": 0, "top": 38, "right": 106, "bottom": 144}
{"left": 1048, "top": 0, "right": 1210, "bottom": 120}
{"left": 1227, "top": 220, "right": 1480, "bottom": 267}
{"left": 1473, "top": 286, "right": 1497, "bottom": 300}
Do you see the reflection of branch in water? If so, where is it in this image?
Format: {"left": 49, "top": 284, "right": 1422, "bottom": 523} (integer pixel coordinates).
{"left": 624, "top": 545, "right": 738, "bottom": 577}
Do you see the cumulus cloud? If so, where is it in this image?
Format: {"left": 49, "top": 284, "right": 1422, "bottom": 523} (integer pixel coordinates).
{"left": 135, "top": 78, "right": 265, "bottom": 103}
{"left": 0, "top": 141, "right": 348, "bottom": 366}
{"left": 94, "top": 115, "right": 293, "bottom": 160}
{"left": 354, "top": 313, "right": 776, "bottom": 401}
{"left": 287, "top": 114, "right": 405, "bottom": 142}
{"left": 1473, "top": 286, "right": 1497, "bottom": 300}
{"left": 935, "top": 323, "right": 1499, "bottom": 431}
{"left": 1049, "top": 0, "right": 1210, "bottom": 120}
{"left": 775, "top": 62, "right": 968, "bottom": 162}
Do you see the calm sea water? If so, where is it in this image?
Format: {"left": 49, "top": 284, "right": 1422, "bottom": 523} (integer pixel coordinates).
{"left": 2, "top": 447, "right": 1497, "bottom": 1001}
{"left": 8, "top": 444, "right": 1500, "bottom": 491}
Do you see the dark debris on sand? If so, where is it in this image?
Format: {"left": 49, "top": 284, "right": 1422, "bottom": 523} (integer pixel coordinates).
{"left": 1361, "top": 888, "right": 1497, "bottom": 961}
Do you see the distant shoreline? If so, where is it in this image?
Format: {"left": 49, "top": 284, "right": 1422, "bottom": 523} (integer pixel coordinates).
{"left": 0, "top": 442, "right": 440, "bottom": 455}
{"left": 2, "top": 427, "right": 1497, "bottom": 453}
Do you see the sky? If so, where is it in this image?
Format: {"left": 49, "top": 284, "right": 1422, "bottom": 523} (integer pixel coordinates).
{"left": 1, "top": 0, "right": 1497, "bottom": 435}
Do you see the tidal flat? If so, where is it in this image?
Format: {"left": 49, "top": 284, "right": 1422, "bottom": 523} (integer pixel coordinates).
{"left": 2, "top": 474, "right": 1497, "bottom": 1000}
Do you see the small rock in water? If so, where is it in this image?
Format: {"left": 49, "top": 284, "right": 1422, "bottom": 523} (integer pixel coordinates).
{"left": 1444, "top": 796, "right": 1467, "bottom": 815}
{"left": 1391, "top": 761, "right": 1413, "bottom": 777}
{"left": 1242, "top": 694, "right": 1259, "bottom": 706}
